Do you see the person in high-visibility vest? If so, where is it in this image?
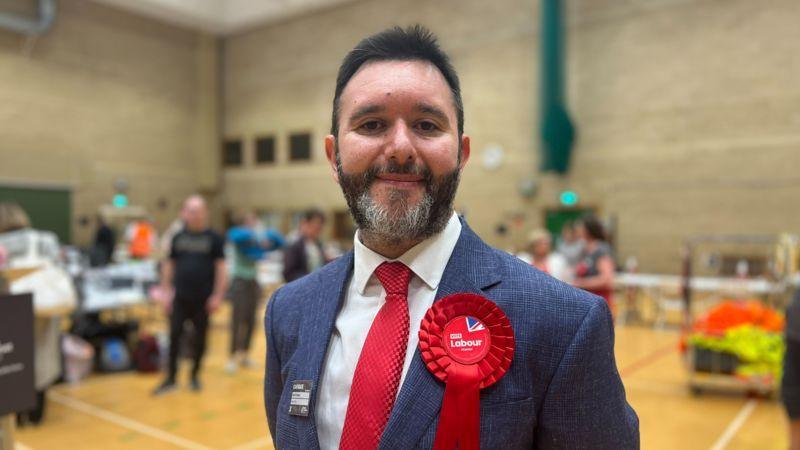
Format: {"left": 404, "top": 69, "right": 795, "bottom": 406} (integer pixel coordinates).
{"left": 127, "top": 219, "right": 156, "bottom": 259}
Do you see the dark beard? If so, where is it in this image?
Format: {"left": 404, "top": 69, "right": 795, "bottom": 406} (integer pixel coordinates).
{"left": 336, "top": 154, "right": 460, "bottom": 246}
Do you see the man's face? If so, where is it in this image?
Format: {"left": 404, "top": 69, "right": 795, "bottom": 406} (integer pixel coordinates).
{"left": 244, "top": 213, "right": 258, "bottom": 228}
{"left": 183, "top": 199, "right": 207, "bottom": 231}
{"left": 302, "top": 217, "right": 324, "bottom": 240}
{"left": 325, "top": 60, "right": 470, "bottom": 243}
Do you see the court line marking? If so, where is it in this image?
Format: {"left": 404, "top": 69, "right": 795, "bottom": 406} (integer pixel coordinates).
{"left": 619, "top": 343, "right": 677, "bottom": 378}
{"left": 227, "top": 436, "right": 272, "bottom": 450}
{"left": 709, "top": 399, "right": 758, "bottom": 450}
{"left": 49, "top": 392, "right": 212, "bottom": 450}
{"left": 56, "top": 373, "right": 158, "bottom": 390}
{"left": 15, "top": 442, "right": 34, "bottom": 450}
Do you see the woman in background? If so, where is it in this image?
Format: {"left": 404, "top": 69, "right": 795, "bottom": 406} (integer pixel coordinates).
{"left": 0, "top": 202, "right": 76, "bottom": 425}
{"left": 572, "top": 216, "right": 615, "bottom": 312}
{"left": 526, "top": 228, "right": 570, "bottom": 282}
{"left": 556, "top": 221, "right": 584, "bottom": 269}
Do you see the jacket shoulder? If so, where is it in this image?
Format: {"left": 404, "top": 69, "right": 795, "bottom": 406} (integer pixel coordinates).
{"left": 488, "top": 248, "right": 608, "bottom": 336}
{"left": 271, "top": 252, "right": 352, "bottom": 312}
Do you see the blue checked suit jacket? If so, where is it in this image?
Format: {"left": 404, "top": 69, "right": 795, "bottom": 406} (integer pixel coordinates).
{"left": 264, "top": 218, "right": 639, "bottom": 449}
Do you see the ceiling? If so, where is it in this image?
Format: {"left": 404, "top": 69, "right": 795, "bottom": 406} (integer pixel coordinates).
{"left": 90, "top": 0, "right": 357, "bottom": 35}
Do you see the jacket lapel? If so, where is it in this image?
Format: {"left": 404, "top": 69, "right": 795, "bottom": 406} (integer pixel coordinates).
{"left": 379, "top": 220, "right": 502, "bottom": 449}
{"left": 296, "top": 251, "right": 354, "bottom": 450}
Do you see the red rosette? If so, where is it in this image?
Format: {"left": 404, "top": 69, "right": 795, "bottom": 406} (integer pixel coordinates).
{"left": 418, "top": 293, "right": 515, "bottom": 450}
{"left": 419, "top": 293, "right": 515, "bottom": 388}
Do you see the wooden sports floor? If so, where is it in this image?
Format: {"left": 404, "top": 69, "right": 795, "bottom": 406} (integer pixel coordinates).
{"left": 14, "top": 300, "right": 788, "bottom": 450}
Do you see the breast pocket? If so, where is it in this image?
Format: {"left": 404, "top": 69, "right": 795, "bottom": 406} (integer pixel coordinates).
{"left": 479, "top": 397, "right": 536, "bottom": 450}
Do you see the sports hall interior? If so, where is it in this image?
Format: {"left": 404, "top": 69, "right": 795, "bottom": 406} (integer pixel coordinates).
{"left": 0, "top": 0, "right": 798, "bottom": 449}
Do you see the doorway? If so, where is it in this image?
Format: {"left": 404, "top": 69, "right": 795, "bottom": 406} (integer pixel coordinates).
{"left": 544, "top": 208, "right": 594, "bottom": 240}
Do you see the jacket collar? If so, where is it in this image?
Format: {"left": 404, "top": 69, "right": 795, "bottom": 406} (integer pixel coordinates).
{"left": 296, "top": 251, "right": 353, "bottom": 450}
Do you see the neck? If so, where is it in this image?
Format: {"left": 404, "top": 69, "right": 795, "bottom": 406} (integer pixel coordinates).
{"left": 359, "top": 231, "right": 424, "bottom": 260}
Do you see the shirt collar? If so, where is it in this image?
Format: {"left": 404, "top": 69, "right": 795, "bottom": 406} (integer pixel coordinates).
{"left": 352, "top": 212, "right": 462, "bottom": 294}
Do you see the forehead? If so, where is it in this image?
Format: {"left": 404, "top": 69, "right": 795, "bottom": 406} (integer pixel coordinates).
{"left": 339, "top": 60, "right": 455, "bottom": 116}
{"left": 185, "top": 200, "right": 205, "bottom": 211}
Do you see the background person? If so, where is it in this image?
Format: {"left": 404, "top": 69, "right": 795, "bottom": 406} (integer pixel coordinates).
{"left": 527, "top": 228, "right": 570, "bottom": 281}
{"left": 126, "top": 217, "right": 157, "bottom": 260}
{"left": 92, "top": 214, "right": 115, "bottom": 266}
{"left": 0, "top": 202, "right": 76, "bottom": 425}
{"left": 282, "top": 209, "right": 327, "bottom": 282}
{"left": 572, "top": 216, "right": 615, "bottom": 310}
{"left": 555, "top": 221, "right": 584, "bottom": 269}
{"left": 225, "top": 212, "right": 284, "bottom": 373}
{"left": 153, "top": 195, "right": 226, "bottom": 395}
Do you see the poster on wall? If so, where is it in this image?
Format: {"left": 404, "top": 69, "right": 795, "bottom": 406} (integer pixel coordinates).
{"left": 0, "top": 293, "right": 35, "bottom": 416}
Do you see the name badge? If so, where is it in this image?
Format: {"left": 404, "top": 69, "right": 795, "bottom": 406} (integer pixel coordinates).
{"left": 288, "top": 380, "right": 312, "bottom": 417}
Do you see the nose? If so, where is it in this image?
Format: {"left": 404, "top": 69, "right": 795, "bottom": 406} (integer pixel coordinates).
{"left": 384, "top": 120, "right": 416, "bottom": 165}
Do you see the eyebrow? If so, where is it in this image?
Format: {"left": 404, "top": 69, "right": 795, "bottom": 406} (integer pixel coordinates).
{"left": 414, "top": 102, "right": 449, "bottom": 124}
{"left": 346, "top": 102, "right": 451, "bottom": 125}
{"left": 348, "top": 104, "right": 385, "bottom": 123}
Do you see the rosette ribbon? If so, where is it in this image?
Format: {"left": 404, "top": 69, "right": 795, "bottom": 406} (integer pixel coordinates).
{"left": 418, "top": 293, "right": 515, "bottom": 450}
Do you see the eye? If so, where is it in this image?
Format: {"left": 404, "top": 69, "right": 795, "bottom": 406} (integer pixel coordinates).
{"left": 359, "top": 120, "right": 384, "bottom": 132}
{"left": 416, "top": 121, "right": 439, "bottom": 132}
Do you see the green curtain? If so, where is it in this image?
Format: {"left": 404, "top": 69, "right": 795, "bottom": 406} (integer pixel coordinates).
{"left": 540, "top": 0, "right": 575, "bottom": 174}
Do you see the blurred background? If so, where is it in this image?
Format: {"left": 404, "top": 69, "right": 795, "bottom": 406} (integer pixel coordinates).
{"left": 0, "top": 0, "right": 798, "bottom": 449}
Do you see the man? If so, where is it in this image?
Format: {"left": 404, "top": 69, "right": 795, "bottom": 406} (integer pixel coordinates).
{"left": 264, "top": 26, "right": 638, "bottom": 449}
{"left": 282, "top": 209, "right": 326, "bottom": 282}
{"left": 154, "top": 195, "right": 226, "bottom": 394}
{"left": 93, "top": 214, "right": 115, "bottom": 266}
{"left": 226, "top": 212, "right": 284, "bottom": 373}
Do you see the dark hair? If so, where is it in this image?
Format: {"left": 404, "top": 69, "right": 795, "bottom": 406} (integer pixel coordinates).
{"left": 578, "top": 216, "right": 606, "bottom": 242}
{"left": 303, "top": 209, "right": 325, "bottom": 223}
{"left": 330, "top": 25, "right": 464, "bottom": 138}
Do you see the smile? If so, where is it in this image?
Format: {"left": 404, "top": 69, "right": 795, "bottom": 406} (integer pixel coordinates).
{"left": 375, "top": 174, "right": 424, "bottom": 188}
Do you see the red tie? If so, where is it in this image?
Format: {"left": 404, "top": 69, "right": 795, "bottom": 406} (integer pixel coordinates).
{"left": 339, "top": 261, "right": 413, "bottom": 450}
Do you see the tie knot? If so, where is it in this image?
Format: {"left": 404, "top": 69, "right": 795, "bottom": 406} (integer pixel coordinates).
{"left": 374, "top": 261, "right": 412, "bottom": 296}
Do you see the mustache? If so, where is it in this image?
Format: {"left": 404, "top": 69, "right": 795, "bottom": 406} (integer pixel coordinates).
{"left": 356, "top": 161, "right": 433, "bottom": 186}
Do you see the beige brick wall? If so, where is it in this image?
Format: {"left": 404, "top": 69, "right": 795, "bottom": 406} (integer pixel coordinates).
{"left": 0, "top": 0, "right": 221, "bottom": 245}
{"left": 3, "top": 0, "right": 797, "bottom": 272}
{"left": 567, "top": 0, "right": 800, "bottom": 272}
{"left": 222, "top": 0, "right": 800, "bottom": 273}
{"left": 222, "top": 0, "right": 540, "bottom": 246}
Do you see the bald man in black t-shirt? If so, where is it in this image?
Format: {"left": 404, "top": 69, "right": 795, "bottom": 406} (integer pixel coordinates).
{"left": 153, "top": 195, "right": 227, "bottom": 395}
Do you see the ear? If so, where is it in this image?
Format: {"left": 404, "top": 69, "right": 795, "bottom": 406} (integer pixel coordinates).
{"left": 459, "top": 135, "right": 471, "bottom": 171}
{"left": 324, "top": 135, "right": 340, "bottom": 183}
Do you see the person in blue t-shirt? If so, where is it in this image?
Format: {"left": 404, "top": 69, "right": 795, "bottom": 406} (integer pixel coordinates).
{"left": 226, "top": 213, "right": 284, "bottom": 373}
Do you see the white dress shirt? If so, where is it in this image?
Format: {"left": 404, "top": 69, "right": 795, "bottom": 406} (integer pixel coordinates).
{"left": 315, "top": 212, "right": 462, "bottom": 450}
